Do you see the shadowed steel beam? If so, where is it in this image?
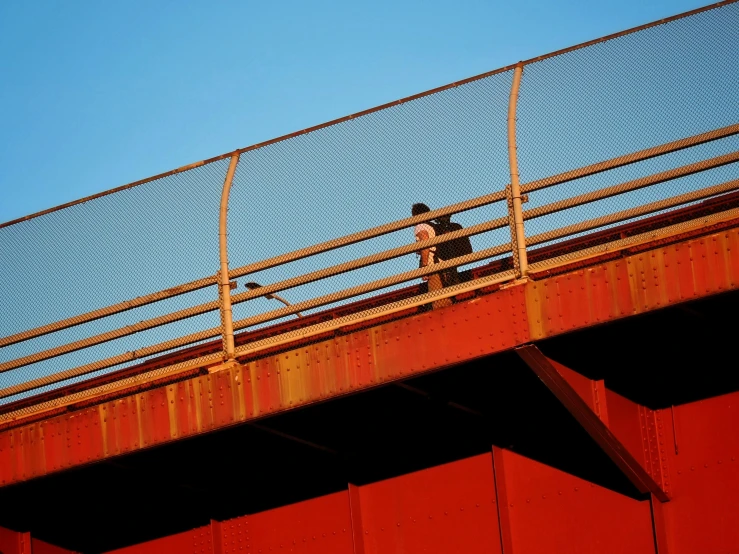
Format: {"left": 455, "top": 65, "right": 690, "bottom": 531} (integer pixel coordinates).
{"left": 515, "top": 344, "right": 670, "bottom": 502}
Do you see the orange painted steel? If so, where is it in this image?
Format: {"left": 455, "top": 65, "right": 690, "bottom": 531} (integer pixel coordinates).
{"left": 0, "top": 526, "right": 77, "bottom": 554}
{"left": 98, "top": 449, "right": 664, "bottom": 554}
{"left": 1, "top": 221, "right": 737, "bottom": 488}
{"left": 516, "top": 345, "right": 669, "bottom": 502}
{"left": 3, "top": 189, "right": 736, "bottom": 422}
{"left": 92, "top": 369, "right": 739, "bottom": 554}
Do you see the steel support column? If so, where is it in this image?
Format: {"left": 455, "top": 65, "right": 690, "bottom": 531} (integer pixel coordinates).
{"left": 515, "top": 344, "right": 670, "bottom": 502}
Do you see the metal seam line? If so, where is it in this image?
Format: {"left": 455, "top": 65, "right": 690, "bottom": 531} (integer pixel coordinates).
{"left": 3, "top": 123, "right": 735, "bottom": 348}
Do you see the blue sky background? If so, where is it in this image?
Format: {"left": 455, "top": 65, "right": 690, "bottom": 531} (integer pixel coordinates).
{"left": 2, "top": 0, "right": 737, "bottom": 399}
{"left": 0, "top": 0, "right": 713, "bottom": 222}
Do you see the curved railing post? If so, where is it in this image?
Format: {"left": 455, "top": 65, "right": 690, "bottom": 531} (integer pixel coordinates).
{"left": 218, "top": 152, "right": 241, "bottom": 361}
{"left": 506, "top": 63, "right": 529, "bottom": 278}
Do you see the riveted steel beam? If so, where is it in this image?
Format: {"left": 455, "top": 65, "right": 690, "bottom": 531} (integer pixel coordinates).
{"left": 515, "top": 345, "right": 670, "bottom": 502}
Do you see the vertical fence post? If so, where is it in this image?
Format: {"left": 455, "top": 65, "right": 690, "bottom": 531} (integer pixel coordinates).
{"left": 218, "top": 152, "right": 241, "bottom": 362}
{"left": 506, "top": 63, "right": 528, "bottom": 278}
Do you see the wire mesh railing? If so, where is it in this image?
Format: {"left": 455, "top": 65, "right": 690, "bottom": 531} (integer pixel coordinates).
{"left": 1, "top": 0, "right": 738, "bottom": 412}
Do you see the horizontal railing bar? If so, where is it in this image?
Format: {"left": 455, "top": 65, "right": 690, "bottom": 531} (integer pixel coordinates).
{"left": 526, "top": 179, "right": 739, "bottom": 248}
{"left": 0, "top": 277, "right": 218, "bottom": 349}
{"left": 0, "top": 191, "right": 506, "bottom": 348}
{"left": 0, "top": 267, "right": 522, "bottom": 414}
{"left": 231, "top": 243, "right": 512, "bottom": 331}
{"left": 522, "top": 151, "right": 739, "bottom": 221}
{"left": 4, "top": 147, "right": 736, "bottom": 373}
{"left": 521, "top": 123, "right": 739, "bottom": 194}
{"left": 5, "top": 124, "right": 736, "bottom": 350}
{"left": 0, "top": 242, "right": 514, "bottom": 399}
{"left": 528, "top": 207, "right": 739, "bottom": 273}
{"left": 0, "top": 300, "right": 219, "bottom": 374}
{"left": 5, "top": 147, "right": 736, "bottom": 374}
{"left": 0, "top": 216, "right": 509, "bottom": 373}
{"left": 227, "top": 217, "right": 508, "bottom": 303}
{"left": 224, "top": 192, "right": 507, "bottom": 278}
{"left": 8, "top": 200, "right": 739, "bottom": 416}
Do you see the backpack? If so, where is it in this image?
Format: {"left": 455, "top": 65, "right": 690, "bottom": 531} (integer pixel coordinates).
{"left": 429, "top": 218, "right": 473, "bottom": 262}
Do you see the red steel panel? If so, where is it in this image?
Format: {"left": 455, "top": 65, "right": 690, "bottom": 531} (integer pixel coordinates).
{"left": 517, "top": 347, "right": 668, "bottom": 500}
{"left": 355, "top": 453, "right": 502, "bottom": 554}
{"left": 32, "top": 538, "right": 79, "bottom": 554}
{"left": 0, "top": 526, "right": 77, "bottom": 554}
{"left": 605, "top": 390, "right": 650, "bottom": 472}
{"left": 661, "top": 391, "right": 739, "bottom": 553}
{"left": 223, "top": 491, "right": 354, "bottom": 554}
{"left": 105, "top": 524, "right": 212, "bottom": 554}
{"left": 0, "top": 526, "right": 27, "bottom": 554}
{"left": 494, "top": 447, "right": 655, "bottom": 554}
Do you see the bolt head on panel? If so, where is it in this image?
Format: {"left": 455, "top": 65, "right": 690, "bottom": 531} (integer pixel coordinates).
{"left": 208, "top": 360, "right": 244, "bottom": 375}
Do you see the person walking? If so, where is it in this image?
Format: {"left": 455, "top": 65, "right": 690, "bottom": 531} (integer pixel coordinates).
{"left": 412, "top": 203, "right": 452, "bottom": 310}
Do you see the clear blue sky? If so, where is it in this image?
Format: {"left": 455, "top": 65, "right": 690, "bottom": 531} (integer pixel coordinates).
{"left": 0, "top": 0, "right": 711, "bottom": 223}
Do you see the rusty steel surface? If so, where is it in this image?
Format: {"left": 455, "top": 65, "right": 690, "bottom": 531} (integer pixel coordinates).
{"left": 0, "top": 526, "right": 78, "bottom": 554}
{"left": 3, "top": 3, "right": 737, "bottom": 413}
{"left": 0, "top": 223, "right": 737, "bottom": 488}
{"left": 3, "top": 191, "right": 735, "bottom": 421}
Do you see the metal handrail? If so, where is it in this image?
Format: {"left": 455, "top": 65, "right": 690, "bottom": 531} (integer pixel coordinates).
{"left": 1, "top": 174, "right": 737, "bottom": 394}
{"left": 2, "top": 123, "right": 737, "bottom": 351}
{"left": 0, "top": 190, "right": 507, "bottom": 348}
{"left": 3, "top": 145, "right": 737, "bottom": 375}
{"left": 2, "top": 6, "right": 738, "bottom": 403}
{"left": 4, "top": 201, "right": 738, "bottom": 411}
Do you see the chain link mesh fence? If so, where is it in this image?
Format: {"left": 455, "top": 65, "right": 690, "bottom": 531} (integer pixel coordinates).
{"left": 1, "top": 1, "right": 737, "bottom": 407}
{"left": 517, "top": 1, "right": 739, "bottom": 247}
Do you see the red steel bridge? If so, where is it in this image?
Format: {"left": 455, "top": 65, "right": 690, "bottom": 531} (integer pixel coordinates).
{"left": 1, "top": 2, "right": 738, "bottom": 553}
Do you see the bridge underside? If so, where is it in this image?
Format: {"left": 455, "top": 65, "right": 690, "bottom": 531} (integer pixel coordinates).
{"left": 0, "top": 223, "right": 738, "bottom": 553}
{"left": 0, "top": 286, "right": 738, "bottom": 552}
